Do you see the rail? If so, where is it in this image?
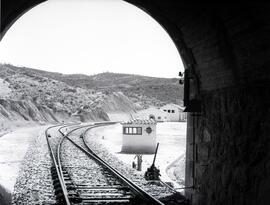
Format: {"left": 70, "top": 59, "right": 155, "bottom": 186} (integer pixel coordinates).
{"left": 49, "top": 122, "right": 165, "bottom": 204}
{"left": 81, "top": 125, "right": 165, "bottom": 205}
{"left": 45, "top": 124, "right": 71, "bottom": 205}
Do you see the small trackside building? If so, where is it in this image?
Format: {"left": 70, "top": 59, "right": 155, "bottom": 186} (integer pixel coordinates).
{"left": 160, "top": 104, "right": 187, "bottom": 122}
{"left": 121, "top": 119, "right": 157, "bottom": 154}
{"left": 132, "top": 107, "right": 168, "bottom": 122}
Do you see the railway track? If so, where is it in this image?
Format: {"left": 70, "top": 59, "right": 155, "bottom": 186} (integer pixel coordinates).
{"left": 46, "top": 122, "right": 165, "bottom": 205}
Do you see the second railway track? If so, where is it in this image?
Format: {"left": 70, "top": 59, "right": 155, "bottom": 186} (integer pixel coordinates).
{"left": 46, "top": 122, "right": 165, "bottom": 205}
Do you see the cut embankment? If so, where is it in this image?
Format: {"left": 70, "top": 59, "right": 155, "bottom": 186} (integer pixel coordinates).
{"left": 0, "top": 98, "right": 110, "bottom": 132}
{"left": 0, "top": 184, "right": 12, "bottom": 205}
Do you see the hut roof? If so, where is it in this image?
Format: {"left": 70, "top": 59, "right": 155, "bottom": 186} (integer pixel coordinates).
{"left": 161, "top": 103, "right": 185, "bottom": 111}
{"left": 121, "top": 118, "right": 157, "bottom": 125}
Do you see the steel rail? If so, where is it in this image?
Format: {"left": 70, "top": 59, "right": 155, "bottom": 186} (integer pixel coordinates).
{"left": 56, "top": 123, "right": 94, "bottom": 200}
{"left": 56, "top": 123, "right": 116, "bottom": 203}
{"left": 46, "top": 122, "right": 116, "bottom": 204}
{"left": 159, "top": 180, "right": 178, "bottom": 193}
{"left": 57, "top": 122, "right": 164, "bottom": 204}
{"left": 80, "top": 125, "right": 165, "bottom": 205}
{"left": 45, "top": 124, "right": 71, "bottom": 205}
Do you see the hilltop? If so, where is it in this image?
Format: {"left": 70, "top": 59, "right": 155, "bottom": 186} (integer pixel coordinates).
{"left": 6, "top": 65, "right": 184, "bottom": 108}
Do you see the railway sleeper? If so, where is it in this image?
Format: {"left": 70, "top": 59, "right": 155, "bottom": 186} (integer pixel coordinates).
{"left": 68, "top": 193, "right": 82, "bottom": 203}
{"left": 62, "top": 169, "right": 69, "bottom": 174}
{"left": 78, "top": 190, "right": 133, "bottom": 196}
{"left": 79, "top": 197, "right": 133, "bottom": 203}
{"left": 80, "top": 200, "right": 131, "bottom": 204}
{"left": 66, "top": 184, "right": 77, "bottom": 191}
{"left": 78, "top": 188, "right": 131, "bottom": 193}
{"left": 107, "top": 181, "right": 122, "bottom": 185}
{"left": 79, "top": 194, "right": 134, "bottom": 199}
{"left": 54, "top": 184, "right": 82, "bottom": 203}
{"left": 70, "top": 197, "right": 131, "bottom": 204}
{"left": 65, "top": 181, "right": 76, "bottom": 187}
{"left": 76, "top": 185, "right": 129, "bottom": 189}
{"left": 63, "top": 172, "right": 70, "bottom": 177}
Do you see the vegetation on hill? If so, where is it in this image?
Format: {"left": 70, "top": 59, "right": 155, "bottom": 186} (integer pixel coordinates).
{"left": 5, "top": 64, "right": 184, "bottom": 108}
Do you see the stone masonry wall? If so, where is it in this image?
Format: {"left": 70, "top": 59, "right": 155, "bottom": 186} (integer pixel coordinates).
{"left": 192, "top": 85, "right": 270, "bottom": 205}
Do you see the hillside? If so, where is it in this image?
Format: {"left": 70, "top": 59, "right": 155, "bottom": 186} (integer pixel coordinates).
{"left": 0, "top": 64, "right": 183, "bottom": 131}
{"left": 6, "top": 64, "right": 184, "bottom": 108}
{"left": 0, "top": 64, "right": 140, "bottom": 131}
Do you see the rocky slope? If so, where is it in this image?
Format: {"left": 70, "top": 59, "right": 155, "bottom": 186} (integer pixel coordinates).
{"left": 0, "top": 64, "right": 140, "bottom": 131}
{"left": 0, "top": 64, "right": 183, "bottom": 130}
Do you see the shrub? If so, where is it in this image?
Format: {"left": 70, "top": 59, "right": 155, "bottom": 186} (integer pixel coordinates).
{"left": 4, "top": 78, "right": 10, "bottom": 83}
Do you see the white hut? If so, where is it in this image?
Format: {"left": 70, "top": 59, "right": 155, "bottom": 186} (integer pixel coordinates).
{"left": 121, "top": 119, "right": 157, "bottom": 154}
{"left": 132, "top": 107, "right": 168, "bottom": 122}
{"left": 160, "top": 104, "right": 187, "bottom": 122}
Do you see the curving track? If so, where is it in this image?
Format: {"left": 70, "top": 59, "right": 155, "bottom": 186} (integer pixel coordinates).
{"left": 46, "top": 122, "right": 165, "bottom": 205}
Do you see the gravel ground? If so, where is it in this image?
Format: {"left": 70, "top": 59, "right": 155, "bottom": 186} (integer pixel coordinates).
{"left": 11, "top": 126, "right": 57, "bottom": 204}
{"left": 61, "top": 131, "right": 137, "bottom": 202}
{"left": 62, "top": 135, "right": 112, "bottom": 186}
{"left": 0, "top": 126, "right": 44, "bottom": 192}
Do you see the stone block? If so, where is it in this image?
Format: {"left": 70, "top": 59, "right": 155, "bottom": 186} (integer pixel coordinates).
{"left": 203, "top": 128, "right": 211, "bottom": 142}
{"left": 196, "top": 144, "right": 209, "bottom": 162}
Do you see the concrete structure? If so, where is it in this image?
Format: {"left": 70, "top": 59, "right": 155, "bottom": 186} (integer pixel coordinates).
{"left": 121, "top": 119, "right": 157, "bottom": 154}
{"left": 2, "top": 2, "right": 270, "bottom": 205}
{"left": 132, "top": 107, "right": 168, "bottom": 122}
{"left": 160, "top": 104, "right": 187, "bottom": 122}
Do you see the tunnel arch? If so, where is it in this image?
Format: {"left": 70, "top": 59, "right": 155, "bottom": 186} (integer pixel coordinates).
{"left": 1, "top": 0, "right": 46, "bottom": 40}
{"left": 1, "top": 1, "right": 270, "bottom": 205}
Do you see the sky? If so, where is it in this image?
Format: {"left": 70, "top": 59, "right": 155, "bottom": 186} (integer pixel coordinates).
{"left": 0, "top": 0, "right": 184, "bottom": 78}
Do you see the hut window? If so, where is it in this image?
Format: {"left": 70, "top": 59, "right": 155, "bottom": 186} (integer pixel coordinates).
{"left": 123, "top": 127, "right": 142, "bottom": 135}
{"left": 137, "top": 127, "right": 142, "bottom": 134}
{"left": 168, "top": 110, "right": 171, "bottom": 113}
{"left": 172, "top": 110, "right": 175, "bottom": 113}
{"left": 124, "top": 127, "right": 129, "bottom": 134}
